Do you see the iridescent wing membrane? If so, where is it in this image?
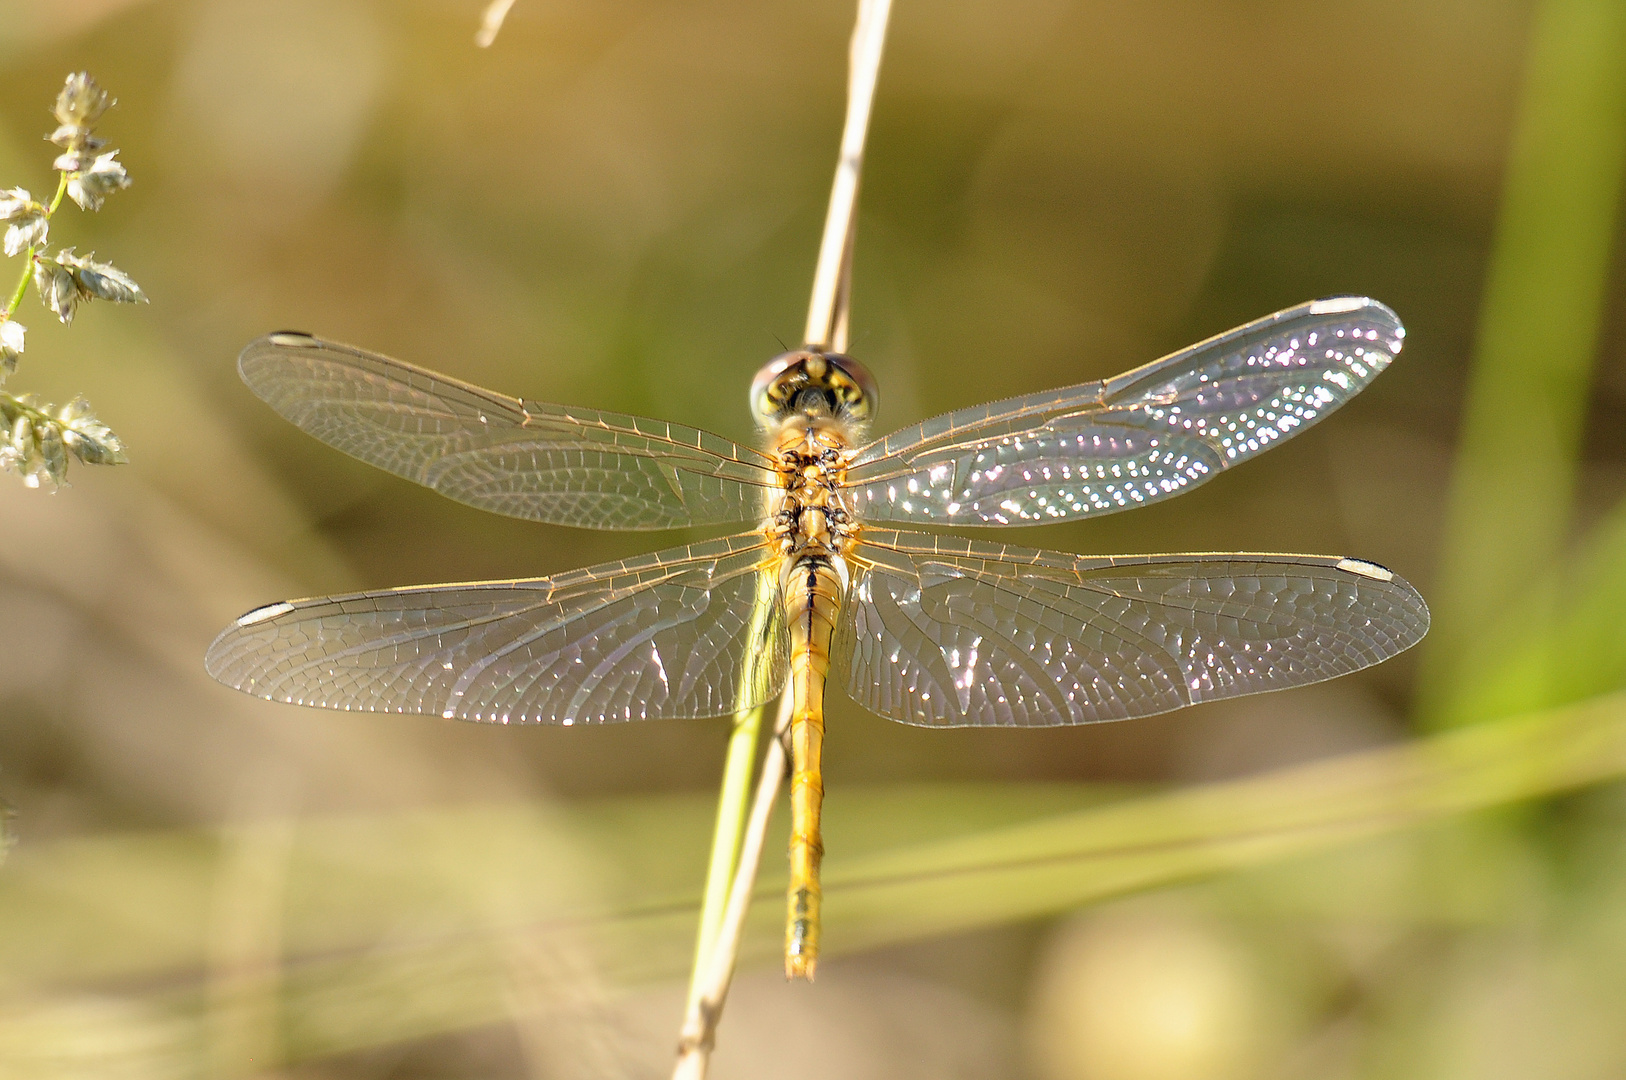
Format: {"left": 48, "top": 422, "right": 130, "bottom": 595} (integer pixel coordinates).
{"left": 841, "top": 530, "right": 1428, "bottom": 728}
{"left": 238, "top": 333, "right": 777, "bottom": 530}
{"left": 848, "top": 297, "right": 1403, "bottom": 524}
{"left": 209, "top": 297, "right": 1426, "bottom": 725}
{"left": 206, "top": 534, "right": 786, "bottom": 723}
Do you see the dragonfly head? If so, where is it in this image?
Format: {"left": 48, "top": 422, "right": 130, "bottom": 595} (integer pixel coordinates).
{"left": 751, "top": 349, "right": 877, "bottom": 430}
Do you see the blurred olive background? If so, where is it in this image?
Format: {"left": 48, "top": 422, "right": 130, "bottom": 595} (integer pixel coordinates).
{"left": 1, "top": 1, "right": 1625, "bottom": 1078}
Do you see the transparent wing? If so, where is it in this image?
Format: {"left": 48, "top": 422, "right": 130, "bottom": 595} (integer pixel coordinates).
{"left": 238, "top": 333, "right": 778, "bottom": 530}
{"left": 205, "top": 534, "right": 787, "bottom": 724}
{"left": 837, "top": 529, "right": 1428, "bottom": 728}
{"left": 848, "top": 297, "right": 1403, "bottom": 525}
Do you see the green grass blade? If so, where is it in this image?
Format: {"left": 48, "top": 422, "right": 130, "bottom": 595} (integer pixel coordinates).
{"left": 1418, "top": 0, "right": 1626, "bottom": 725}
{"left": 1429, "top": 496, "right": 1626, "bottom": 727}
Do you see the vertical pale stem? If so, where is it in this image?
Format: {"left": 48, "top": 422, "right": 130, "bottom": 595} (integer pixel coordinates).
{"left": 830, "top": 210, "right": 859, "bottom": 354}
{"left": 685, "top": 702, "right": 763, "bottom": 1012}
{"left": 1416, "top": 0, "right": 1626, "bottom": 727}
{"left": 686, "top": 560, "right": 784, "bottom": 1011}
{"left": 673, "top": 697, "right": 795, "bottom": 1080}
{"left": 673, "top": 1, "right": 893, "bottom": 1074}
{"left": 804, "top": 0, "right": 894, "bottom": 350}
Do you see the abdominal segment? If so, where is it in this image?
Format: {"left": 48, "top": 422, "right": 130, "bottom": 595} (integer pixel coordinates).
{"left": 782, "top": 551, "right": 845, "bottom": 980}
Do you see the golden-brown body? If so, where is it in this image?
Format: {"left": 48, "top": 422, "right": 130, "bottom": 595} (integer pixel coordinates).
{"left": 766, "top": 394, "right": 863, "bottom": 980}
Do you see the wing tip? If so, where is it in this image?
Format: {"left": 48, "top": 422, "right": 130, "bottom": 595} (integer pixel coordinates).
{"left": 1332, "top": 556, "right": 1432, "bottom": 642}
{"left": 1308, "top": 295, "right": 1405, "bottom": 344}
{"left": 204, "top": 601, "right": 298, "bottom": 686}
{"left": 238, "top": 332, "right": 321, "bottom": 389}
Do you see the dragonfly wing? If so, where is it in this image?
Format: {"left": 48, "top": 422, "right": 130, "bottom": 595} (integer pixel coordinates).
{"left": 837, "top": 529, "right": 1428, "bottom": 728}
{"left": 239, "top": 333, "right": 777, "bottom": 530}
{"left": 206, "top": 534, "right": 788, "bottom": 723}
{"left": 848, "top": 297, "right": 1402, "bottom": 525}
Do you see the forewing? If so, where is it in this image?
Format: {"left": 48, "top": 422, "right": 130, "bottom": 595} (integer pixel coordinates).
{"left": 848, "top": 297, "right": 1403, "bottom": 525}
{"left": 206, "top": 534, "right": 787, "bottom": 723}
{"left": 838, "top": 529, "right": 1428, "bottom": 728}
{"left": 239, "top": 333, "right": 776, "bottom": 530}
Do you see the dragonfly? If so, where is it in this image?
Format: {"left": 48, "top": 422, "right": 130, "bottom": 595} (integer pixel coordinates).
{"left": 206, "top": 295, "right": 1429, "bottom": 979}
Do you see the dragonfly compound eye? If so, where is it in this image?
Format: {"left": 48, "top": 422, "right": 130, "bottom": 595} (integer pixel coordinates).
{"left": 751, "top": 349, "right": 878, "bottom": 428}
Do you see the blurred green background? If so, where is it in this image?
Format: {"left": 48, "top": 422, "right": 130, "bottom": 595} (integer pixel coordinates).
{"left": 2, "top": 0, "right": 1625, "bottom": 1077}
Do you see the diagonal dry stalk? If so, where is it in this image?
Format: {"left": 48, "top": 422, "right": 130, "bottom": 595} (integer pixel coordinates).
{"left": 673, "top": 695, "right": 795, "bottom": 1080}
{"left": 671, "top": 2, "right": 893, "bottom": 1075}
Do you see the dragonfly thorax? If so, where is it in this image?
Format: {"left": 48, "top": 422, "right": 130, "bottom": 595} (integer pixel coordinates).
{"left": 751, "top": 349, "right": 877, "bottom": 430}
{"left": 769, "top": 414, "right": 858, "bottom": 561}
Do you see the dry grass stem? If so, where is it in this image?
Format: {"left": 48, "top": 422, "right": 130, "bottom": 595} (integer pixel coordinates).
{"left": 476, "top": 0, "right": 518, "bottom": 48}
{"left": 672, "top": 4, "right": 894, "bottom": 1072}
{"left": 803, "top": 0, "right": 893, "bottom": 351}
{"left": 672, "top": 694, "right": 794, "bottom": 1080}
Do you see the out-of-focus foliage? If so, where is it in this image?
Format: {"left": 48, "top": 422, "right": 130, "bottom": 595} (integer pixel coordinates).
{"left": 1, "top": 693, "right": 1623, "bottom": 1076}
{"left": 1418, "top": 0, "right": 1626, "bottom": 728}
{"left": 0, "top": 0, "right": 1624, "bottom": 1077}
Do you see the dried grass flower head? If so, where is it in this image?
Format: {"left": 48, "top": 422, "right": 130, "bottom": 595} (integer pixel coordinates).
{"left": 0, "top": 71, "right": 140, "bottom": 488}
{"left": 0, "top": 189, "right": 49, "bottom": 257}
{"left": 49, "top": 72, "right": 112, "bottom": 170}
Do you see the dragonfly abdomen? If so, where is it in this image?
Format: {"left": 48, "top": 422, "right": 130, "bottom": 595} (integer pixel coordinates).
{"left": 780, "top": 549, "right": 846, "bottom": 980}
